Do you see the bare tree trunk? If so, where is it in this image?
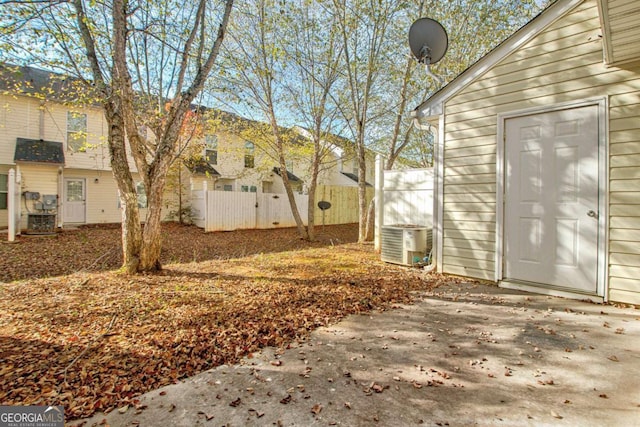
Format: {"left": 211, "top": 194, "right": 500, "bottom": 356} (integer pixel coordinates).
{"left": 104, "top": 104, "right": 143, "bottom": 274}
{"left": 306, "top": 154, "right": 321, "bottom": 241}
{"left": 278, "top": 156, "right": 308, "bottom": 240}
{"left": 357, "top": 140, "right": 367, "bottom": 243}
{"left": 178, "top": 163, "right": 184, "bottom": 224}
{"left": 139, "top": 175, "right": 166, "bottom": 270}
{"left": 364, "top": 196, "right": 375, "bottom": 241}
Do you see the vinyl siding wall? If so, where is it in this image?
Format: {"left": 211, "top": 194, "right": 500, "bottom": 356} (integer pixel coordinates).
{"left": 608, "top": 85, "right": 640, "bottom": 304}
{"left": 606, "top": 0, "right": 640, "bottom": 64}
{"left": 441, "top": 0, "right": 640, "bottom": 303}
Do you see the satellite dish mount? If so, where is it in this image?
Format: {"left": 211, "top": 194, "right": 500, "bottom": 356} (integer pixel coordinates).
{"left": 408, "top": 17, "right": 449, "bottom": 85}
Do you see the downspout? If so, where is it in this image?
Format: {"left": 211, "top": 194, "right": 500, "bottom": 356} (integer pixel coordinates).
{"left": 412, "top": 112, "right": 441, "bottom": 273}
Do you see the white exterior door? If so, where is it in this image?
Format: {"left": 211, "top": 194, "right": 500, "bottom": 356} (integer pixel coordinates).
{"left": 504, "top": 106, "right": 599, "bottom": 293}
{"left": 63, "top": 178, "right": 86, "bottom": 223}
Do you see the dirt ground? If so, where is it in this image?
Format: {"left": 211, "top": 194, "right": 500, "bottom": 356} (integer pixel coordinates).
{"left": 0, "top": 223, "right": 360, "bottom": 283}
{"left": 76, "top": 282, "right": 640, "bottom": 427}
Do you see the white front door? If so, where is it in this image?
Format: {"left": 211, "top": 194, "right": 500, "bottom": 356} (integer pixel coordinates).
{"left": 63, "top": 178, "right": 86, "bottom": 223}
{"left": 504, "top": 105, "right": 599, "bottom": 293}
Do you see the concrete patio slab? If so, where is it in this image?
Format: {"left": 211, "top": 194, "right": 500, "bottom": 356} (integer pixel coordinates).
{"left": 74, "top": 281, "right": 640, "bottom": 427}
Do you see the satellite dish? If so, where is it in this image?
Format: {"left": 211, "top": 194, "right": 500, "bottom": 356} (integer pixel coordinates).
{"left": 408, "top": 18, "right": 448, "bottom": 65}
{"left": 317, "top": 201, "right": 331, "bottom": 211}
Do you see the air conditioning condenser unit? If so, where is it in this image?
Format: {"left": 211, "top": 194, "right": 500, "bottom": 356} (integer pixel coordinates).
{"left": 381, "top": 225, "right": 432, "bottom": 266}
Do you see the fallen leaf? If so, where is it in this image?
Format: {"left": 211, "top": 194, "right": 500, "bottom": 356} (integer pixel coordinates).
{"left": 280, "top": 395, "right": 292, "bottom": 404}
{"left": 0, "top": 223, "right": 446, "bottom": 420}
{"left": 551, "top": 410, "right": 562, "bottom": 419}
{"left": 311, "top": 404, "right": 323, "bottom": 415}
{"left": 168, "top": 403, "right": 176, "bottom": 412}
{"left": 229, "top": 398, "right": 241, "bottom": 407}
{"left": 117, "top": 405, "right": 128, "bottom": 414}
{"left": 608, "top": 355, "right": 619, "bottom": 362}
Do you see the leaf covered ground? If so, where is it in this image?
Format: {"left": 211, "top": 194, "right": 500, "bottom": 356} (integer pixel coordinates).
{"left": 0, "top": 223, "right": 440, "bottom": 420}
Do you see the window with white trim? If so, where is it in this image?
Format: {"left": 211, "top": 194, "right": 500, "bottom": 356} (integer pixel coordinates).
{"left": 205, "top": 135, "right": 218, "bottom": 165}
{"left": 67, "top": 111, "right": 87, "bottom": 152}
{"left": 244, "top": 141, "right": 255, "bottom": 168}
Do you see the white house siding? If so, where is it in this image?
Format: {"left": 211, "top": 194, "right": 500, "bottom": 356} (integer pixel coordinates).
{"left": 66, "top": 169, "right": 118, "bottom": 224}
{"left": 16, "top": 163, "right": 60, "bottom": 226}
{"left": 0, "top": 95, "right": 41, "bottom": 158}
{"left": 39, "top": 101, "right": 114, "bottom": 171}
{"left": 440, "top": 0, "right": 640, "bottom": 303}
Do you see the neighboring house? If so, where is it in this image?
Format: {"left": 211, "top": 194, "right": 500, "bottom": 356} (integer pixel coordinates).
{"left": 413, "top": 0, "right": 640, "bottom": 305}
{"left": 0, "top": 65, "right": 143, "bottom": 230}
{"left": 188, "top": 119, "right": 375, "bottom": 197}
{"left": 0, "top": 65, "right": 372, "bottom": 230}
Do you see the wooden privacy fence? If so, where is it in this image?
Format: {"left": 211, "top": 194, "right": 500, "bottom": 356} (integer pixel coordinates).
{"left": 191, "top": 185, "right": 371, "bottom": 232}
{"left": 313, "top": 185, "right": 373, "bottom": 226}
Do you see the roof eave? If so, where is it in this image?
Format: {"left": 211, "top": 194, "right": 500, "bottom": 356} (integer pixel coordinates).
{"left": 413, "top": 0, "right": 584, "bottom": 118}
{"left": 595, "top": 0, "right": 614, "bottom": 65}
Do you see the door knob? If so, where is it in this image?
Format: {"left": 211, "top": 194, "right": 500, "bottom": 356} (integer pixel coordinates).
{"left": 587, "top": 210, "right": 598, "bottom": 218}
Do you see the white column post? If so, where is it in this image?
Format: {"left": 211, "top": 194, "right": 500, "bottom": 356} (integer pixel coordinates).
{"left": 8, "top": 169, "right": 15, "bottom": 242}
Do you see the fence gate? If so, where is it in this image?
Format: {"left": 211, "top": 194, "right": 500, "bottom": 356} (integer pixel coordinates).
{"left": 203, "top": 191, "right": 308, "bottom": 232}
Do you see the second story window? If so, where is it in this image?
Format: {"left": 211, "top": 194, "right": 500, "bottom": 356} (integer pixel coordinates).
{"left": 67, "top": 111, "right": 87, "bottom": 152}
{"left": 205, "top": 135, "right": 218, "bottom": 165}
{"left": 244, "top": 141, "right": 255, "bottom": 168}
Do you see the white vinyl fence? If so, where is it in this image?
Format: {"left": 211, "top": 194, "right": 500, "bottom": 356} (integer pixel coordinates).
{"left": 192, "top": 190, "right": 309, "bottom": 232}
{"left": 382, "top": 168, "right": 433, "bottom": 226}
{"left": 374, "top": 155, "right": 434, "bottom": 251}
